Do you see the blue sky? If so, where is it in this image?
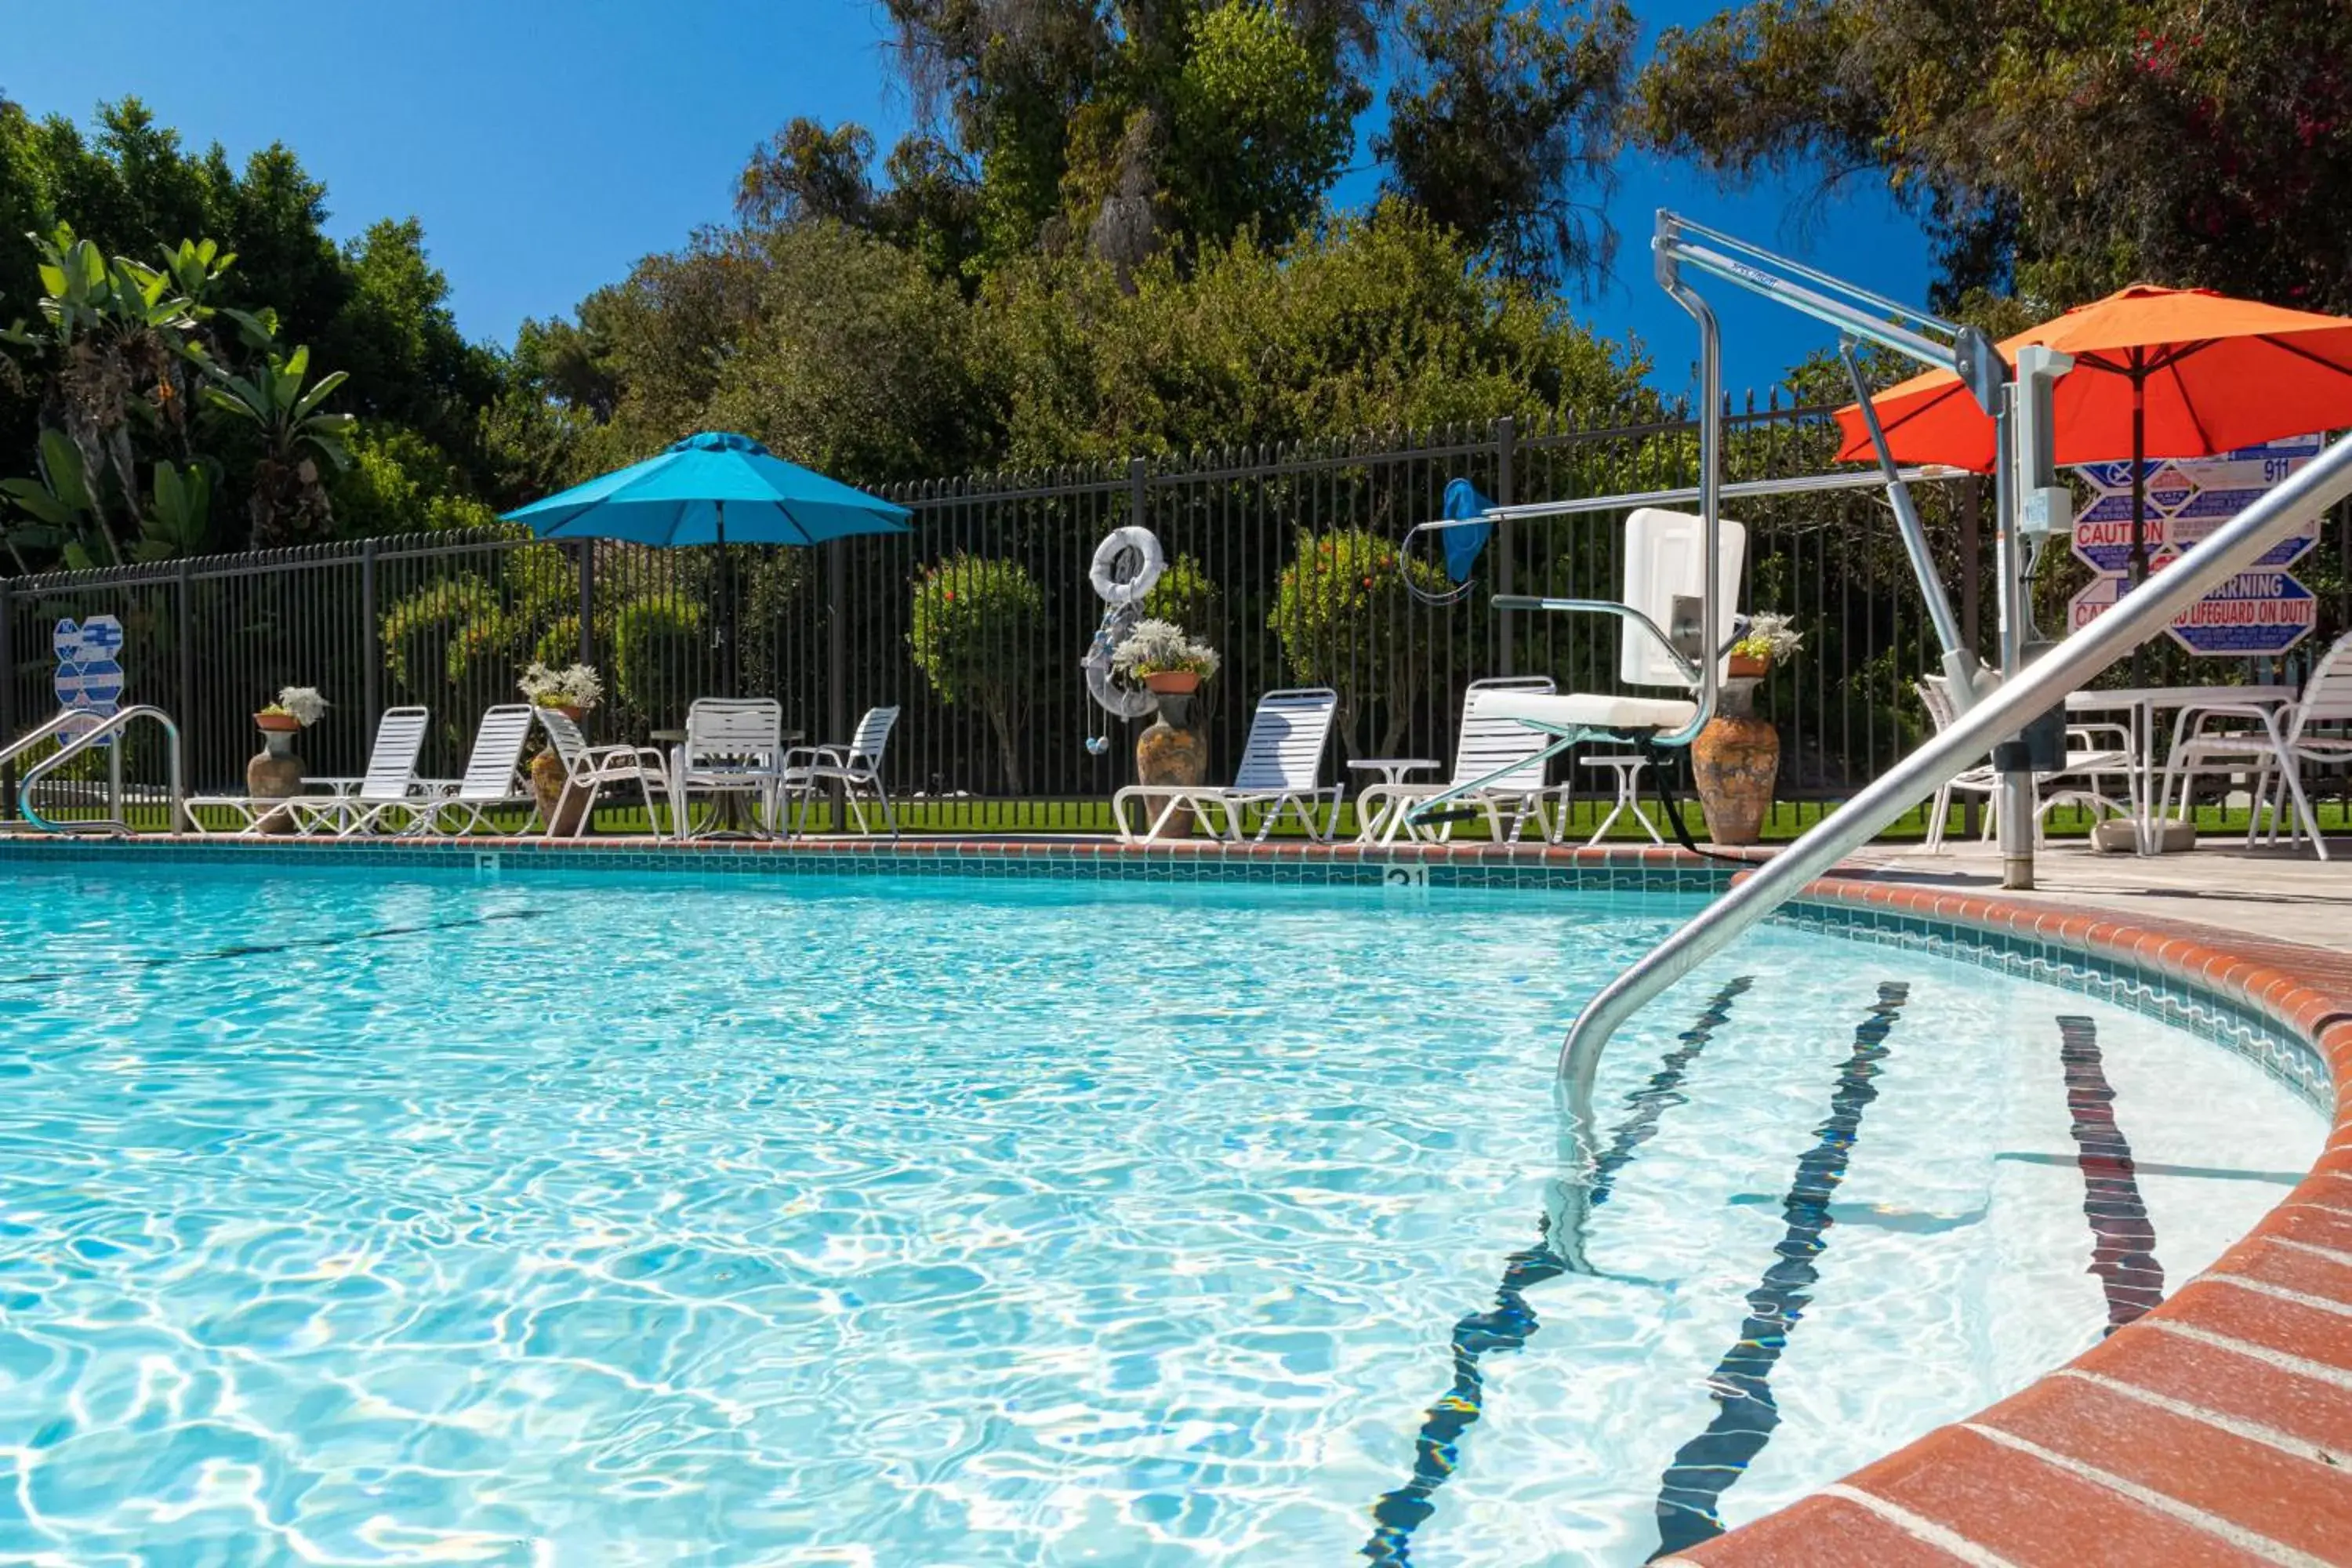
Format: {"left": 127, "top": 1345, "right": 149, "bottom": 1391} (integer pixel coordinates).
{"left": 9, "top": 0, "right": 1933, "bottom": 397}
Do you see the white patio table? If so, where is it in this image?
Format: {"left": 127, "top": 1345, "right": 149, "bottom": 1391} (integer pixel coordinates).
{"left": 2063, "top": 685, "right": 2296, "bottom": 854}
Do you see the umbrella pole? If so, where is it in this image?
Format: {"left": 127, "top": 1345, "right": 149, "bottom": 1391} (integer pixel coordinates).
{"left": 718, "top": 503, "right": 735, "bottom": 700}
{"left": 2129, "top": 365, "right": 2148, "bottom": 688}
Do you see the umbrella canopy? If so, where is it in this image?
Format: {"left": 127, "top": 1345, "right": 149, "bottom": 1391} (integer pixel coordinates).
{"left": 1834, "top": 285, "right": 2352, "bottom": 471}
{"left": 504, "top": 430, "right": 911, "bottom": 544}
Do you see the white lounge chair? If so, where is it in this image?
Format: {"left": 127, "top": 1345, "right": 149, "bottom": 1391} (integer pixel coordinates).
{"left": 673, "top": 697, "right": 786, "bottom": 839}
{"left": 1112, "top": 687, "right": 1341, "bottom": 844}
{"left": 1915, "top": 677, "right": 2134, "bottom": 853}
{"left": 405, "top": 703, "right": 539, "bottom": 837}
{"left": 189, "top": 705, "right": 432, "bottom": 837}
{"left": 779, "top": 706, "right": 901, "bottom": 837}
{"left": 535, "top": 707, "right": 676, "bottom": 840}
{"left": 1355, "top": 677, "right": 1561, "bottom": 844}
{"left": 2162, "top": 632, "right": 2352, "bottom": 859}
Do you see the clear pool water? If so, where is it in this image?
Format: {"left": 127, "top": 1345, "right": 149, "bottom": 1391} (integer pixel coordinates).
{"left": 0, "top": 865, "right": 2323, "bottom": 1565}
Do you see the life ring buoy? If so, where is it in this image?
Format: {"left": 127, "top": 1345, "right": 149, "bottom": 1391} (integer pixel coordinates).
{"left": 1090, "top": 527, "right": 1164, "bottom": 606}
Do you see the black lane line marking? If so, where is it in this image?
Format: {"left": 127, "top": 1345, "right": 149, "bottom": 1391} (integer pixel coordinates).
{"left": 1, "top": 909, "right": 542, "bottom": 987}
{"left": 1996, "top": 1151, "right": 2300, "bottom": 1186}
{"left": 1650, "top": 982, "right": 1908, "bottom": 1562}
{"left": 1360, "top": 975, "right": 1755, "bottom": 1566}
{"left": 2057, "top": 1015, "right": 2165, "bottom": 1332}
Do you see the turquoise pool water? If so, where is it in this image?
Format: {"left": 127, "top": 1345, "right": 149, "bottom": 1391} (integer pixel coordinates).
{"left": 0, "top": 865, "right": 2323, "bottom": 1564}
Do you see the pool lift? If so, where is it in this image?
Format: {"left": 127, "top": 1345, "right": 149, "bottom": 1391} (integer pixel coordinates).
{"left": 1410, "top": 212, "right": 2352, "bottom": 1268}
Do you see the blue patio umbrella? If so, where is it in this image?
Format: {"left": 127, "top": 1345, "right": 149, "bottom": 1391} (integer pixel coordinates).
{"left": 505, "top": 430, "right": 912, "bottom": 546}
{"left": 504, "top": 431, "right": 913, "bottom": 692}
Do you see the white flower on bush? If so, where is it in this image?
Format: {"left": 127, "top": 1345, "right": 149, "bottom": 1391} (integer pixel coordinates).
{"left": 519, "top": 662, "right": 604, "bottom": 710}
{"left": 1110, "top": 619, "right": 1221, "bottom": 681}
{"left": 265, "top": 687, "right": 328, "bottom": 727}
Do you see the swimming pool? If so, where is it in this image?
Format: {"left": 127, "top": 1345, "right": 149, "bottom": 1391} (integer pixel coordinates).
{"left": 0, "top": 863, "right": 2322, "bottom": 1563}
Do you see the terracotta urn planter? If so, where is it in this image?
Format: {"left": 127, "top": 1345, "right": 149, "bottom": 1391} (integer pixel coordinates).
{"left": 1143, "top": 670, "right": 1201, "bottom": 695}
{"left": 1690, "top": 670, "right": 1778, "bottom": 847}
{"left": 529, "top": 749, "right": 589, "bottom": 837}
{"left": 247, "top": 713, "right": 307, "bottom": 836}
{"left": 1134, "top": 689, "right": 1209, "bottom": 837}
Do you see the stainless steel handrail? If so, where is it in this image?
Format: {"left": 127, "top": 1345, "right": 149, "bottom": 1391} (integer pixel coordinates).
{"left": 1556, "top": 435, "right": 2352, "bottom": 1131}
{"left": 16, "top": 706, "right": 187, "bottom": 835}
{"left": 0, "top": 710, "right": 99, "bottom": 772}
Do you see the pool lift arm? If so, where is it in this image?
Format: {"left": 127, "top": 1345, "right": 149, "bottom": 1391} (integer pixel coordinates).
{"left": 1549, "top": 215, "right": 2352, "bottom": 1231}
{"left": 1396, "top": 216, "right": 2010, "bottom": 837}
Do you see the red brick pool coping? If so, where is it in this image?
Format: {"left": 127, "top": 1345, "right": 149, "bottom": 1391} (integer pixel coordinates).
{"left": 1679, "top": 875, "right": 2352, "bottom": 1568}
{"left": 9, "top": 835, "right": 2350, "bottom": 1557}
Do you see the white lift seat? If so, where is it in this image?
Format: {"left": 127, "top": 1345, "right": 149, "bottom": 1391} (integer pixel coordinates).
{"left": 1482, "top": 691, "right": 1700, "bottom": 735}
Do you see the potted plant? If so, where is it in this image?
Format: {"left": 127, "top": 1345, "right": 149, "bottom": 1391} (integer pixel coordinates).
{"left": 249, "top": 686, "right": 328, "bottom": 833}
{"left": 518, "top": 662, "right": 603, "bottom": 832}
{"left": 1111, "top": 619, "right": 1221, "bottom": 835}
{"left": 1692, "top": 614, "right": 1802, "bottom": 847}
{"left": 1112, "top": 619, "right": 1221, "bottom": 695}
{"left": 519, "top": 661, "right": 602, "bottom": 724}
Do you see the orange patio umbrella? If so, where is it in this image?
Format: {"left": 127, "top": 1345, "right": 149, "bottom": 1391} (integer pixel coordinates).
{"left": 1835, "top": 285, "right": 2352, "bottom": 619}
{"left": 1834, "top": 284, "right": 2352, "bottom": 474}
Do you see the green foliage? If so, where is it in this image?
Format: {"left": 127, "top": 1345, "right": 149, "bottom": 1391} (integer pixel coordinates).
{"left": 611, "top": 597, "right": 706, "bottom": 728}
{"left": 138, "top": 460, "right": 211, "bottom": 561}
{"left": 1138, "top": 554, "right": 1220, "bottom": 637}
{"left": 1379, "top": 0, "right": 1635, "bottom": 289}
{"left": 380, "top": 576, "right": 510, "bottom": 699}
{"left": 0, "top": 97, "right": 503, "bottom": 561}
{"left": 1269, "top": 527, "right": 1457, "bottom": 755}
{"left": 191, "top": 338, "right": 356, "bottom": 545}
{"left": 908, "top": 554, "right": 1048, "bottom": 793}
{"left": 1633, "top": 2, "right": 2352, "bottom": 312}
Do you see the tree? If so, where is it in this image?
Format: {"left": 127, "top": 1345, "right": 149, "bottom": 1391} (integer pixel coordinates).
{"left": 0, "top": 98, "right": 508, "bottom": 553}
{"left": 909, "top": 554, "right": 1049, "bottom": 793}
{"left": 1377, "top": 0, "right": 1635, "bottom": 291}
{"left": 876, "top": 0, "right": 1382, "bottom": 273}
{"left": 1633, "top": 1, "right": 2352, "bottom": 312}
{"left": 191, "top": 332, "right": 355, "bottom": 546}
{"left": 1269, "top": 526, "right": 1457, "bottom": 755}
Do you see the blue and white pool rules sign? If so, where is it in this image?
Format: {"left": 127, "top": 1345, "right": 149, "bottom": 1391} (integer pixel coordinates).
{"left": 2067, "top": 433, "right": 2324, "bottom": 656}
{"left": 53, "top": 614, "right": 125, "bottom": 741}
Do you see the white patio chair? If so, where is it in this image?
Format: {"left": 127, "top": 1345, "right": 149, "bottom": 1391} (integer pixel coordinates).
{"left": 1112, "top": 687, "right": 1341, "bottom": 844}
{"left": 1914, "top": 677, "right": 2135, "bottom": 853}
{"left": 2161, "top": 632, "right": 2352, "bottom": 860}
{"left": 1355, "top": 677, "right": 1560, "bottom": 844}
{"left": 194, "top": 705, "right": 432, "bottom": 837}
{"left": 779, "top": 706, "right": 901, "bottom": 837}
{"left": 403, "top": 703, "right": 539, "bottom": 837}
{"left": 673, "top": 697, "right": 786, "bottom": 840}
{"left": 535, "top": 706, "right": 676, "bottom": 840}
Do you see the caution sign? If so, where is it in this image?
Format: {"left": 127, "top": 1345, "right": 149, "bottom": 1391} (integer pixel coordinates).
{"left": 2069, "top": 434, "right": 2325, "bottom": 658}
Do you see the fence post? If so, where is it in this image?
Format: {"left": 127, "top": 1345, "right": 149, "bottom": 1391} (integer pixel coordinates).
{"left": 575, "top": 541, "right": 595, "bottom": 671}
{"left": 175, "top": 557, "right": 194, "bottom": 770}
{"left": 361, "top": 538, "right": 380, "bottom": 738}
{"left": 0, "top": 575, "right": 13, "bottom": 818}
{"left": 1494, "top": 416, "right": 1516, "bottom": 675}
{"left": 826, "top": 542, "right": 848, "bottom": 746}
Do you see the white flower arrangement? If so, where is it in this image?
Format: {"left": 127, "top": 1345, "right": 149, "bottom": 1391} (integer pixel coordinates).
{"left": 518, "top": 662, "right": 604, "bottom": 711}
{"left": 1111, "top": 619, "right": 1221, "bottom": 681}
{"left": 262, "top": 686, "right": 328, "bottom": 727}
{"left": 1733, "top": 612, "right": 1803, "bottom": 666}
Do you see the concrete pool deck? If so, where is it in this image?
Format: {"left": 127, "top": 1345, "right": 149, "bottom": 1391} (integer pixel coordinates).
{"left": 6, "top": 830, "right": 2351, "bottom": 1560}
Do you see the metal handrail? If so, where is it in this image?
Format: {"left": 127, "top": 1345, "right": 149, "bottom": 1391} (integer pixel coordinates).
{"left": 0, "top": 710, "right": 94, "bottom": 772}
{"left": 16, "top": 706, "right": 187, "bottom": 836}
{"left": 1556, "top": 434, "right": 2352, "bottom": 1135}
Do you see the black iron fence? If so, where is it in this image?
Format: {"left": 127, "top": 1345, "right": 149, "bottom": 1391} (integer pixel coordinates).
{"left": 5, "top": 401, "right": 2347, "bottom": 835}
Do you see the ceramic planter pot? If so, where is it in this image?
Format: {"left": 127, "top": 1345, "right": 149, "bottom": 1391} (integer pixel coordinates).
{"left": 1690, "top": 710, "right": 1779, "bottom": 847}
{"left": 529, "top": 749, "right": 587, "bottom": 837}
{"left": 1134, "top": 691, "right": 1208, "bottom": 837}
{"left": 247, "top": 715, "right": 307, "bottom": 835}
{"left": 1143, "top": 670, "right": 1201, "bottom": 695}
